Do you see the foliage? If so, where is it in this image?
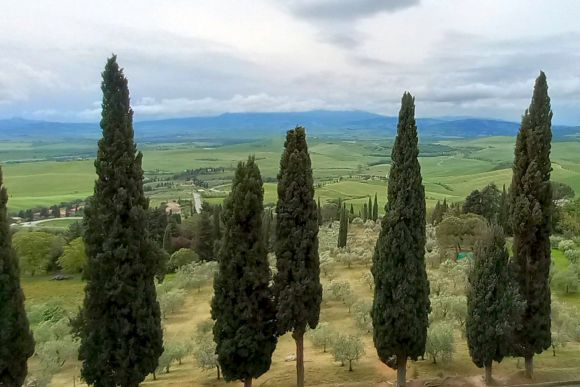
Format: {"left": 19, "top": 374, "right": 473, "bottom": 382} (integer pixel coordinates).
{"left": 76, "top": 56, "right": 163, "bottom": 386}
{"left": 436, "top": 214, "right": 487, "bottom": 255}
{"left": 509, "top": 72, "right": 553, "bottom": 361}
{"left": 211, "top": 156, "right": 277, "bottom": 383}
{"left": 331, "top": 334, "right": 365, "bottom": 371}
{"left": 57, "top": 237, "right": 87, "bottom": 274}
{"left": 425, "top": 323, "right": 455, "bottom": 364}
{"left": 12, "top": 230, "right": 58, "bottom": 276}
{"left": 462, "top": 183, "right": 501, "bottom": 222}
{"left": 195, "top": 210, "right": 214, "bottom": 261}
{"left": 157, "top": 284, "right": 186, "bottom": 318}
{"left": 0, "top": 166, "right": 35, "bottom": 386}
{"left": 168, "top": 248, "right": 199, "bottom": 271}
{"left": 173, "top": 261, "right": 217, "bottom": 291}
{"left": 194, "top": 333, "right": 221, "bottom": 379}
{"left": 273, "top": 125, "right": 322, "bottom": 387}
{"left": 466, "top": 224, "right": 525, "bottom": 370}
{"left": 552, "top": 265, "right": 579, "bottom": 294}
{"left": 352, "top": 300, "right": 373, "bottom": 334}
{"left": 307, "top": 322, "right": 335, "bottom": 353}
{"left": 338, "top": 205, "right": 348, "bottom": 248}
{"left": 372, "top": 92, "right": 430, "bottom": 373}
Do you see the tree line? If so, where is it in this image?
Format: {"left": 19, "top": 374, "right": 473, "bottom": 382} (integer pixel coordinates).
{"left": 0, "top": 56, "right": 558, "bottom": 387}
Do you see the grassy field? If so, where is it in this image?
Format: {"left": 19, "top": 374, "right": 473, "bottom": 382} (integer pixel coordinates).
{"left": 20, "top": 224, "right": 580, "bottom": 387}
{"left": 3, "top": 136, "right": 580, "bottom": 213}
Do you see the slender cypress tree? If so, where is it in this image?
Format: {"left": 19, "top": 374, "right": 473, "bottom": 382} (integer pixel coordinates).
{"left": 317, "top": 197, "right": 323, "bottom": 226}
{"left": 371, "top": 92, "right": 430, "bottom": 387}
{"left": 431, "top": 201, "right": 442, "bottom": 225}
{"left": 213, "top": 205, "right": 223, "bottom": 256}
{"left": 509, "top": 72, "right": 553, "bottom": 378}
{"left": 363, "top": 203, "right": 368, "bottom": 222}
{"left": 77, "top": 56, "right": 163, "bottom": 386}
{"left": 0, "top": 167, "right": 35, "bottom": 386}
{"left": 368, "top": 196, "right": 373, "bottom": 220}
{"left": 467, "top": 223, "right": 524, "bottom": 385}
{"left": 499, "top": 185, "right": 511, "bottom": 235}
{"left": 373, "top": 193, "right": 379, "bottom": 221}
{"left": 212, "top": 156, "right": 277, "bottom": 387}
{"left": 350, "top": 203, "right": 354, "bottom": 216}
{"left": 196, "top": 210, "right": 214, "bottom": 261}
{"left": 274, "top": 127, "right": 322, "bottom": 387}
{"left": 338, "top": 206, "right": 348, "bottom": 248}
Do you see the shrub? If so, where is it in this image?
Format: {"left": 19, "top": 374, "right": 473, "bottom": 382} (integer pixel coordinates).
{"left": 425, "top": 323, "right": 455, "bottom": 364}
{"left": 558, "top": 239, "right": 576, "bottom": 252}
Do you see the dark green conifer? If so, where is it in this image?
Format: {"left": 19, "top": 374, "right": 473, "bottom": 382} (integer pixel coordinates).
{"left": 431, "top": 201, "right": 442, "bottom": 225}
{"left": 212, "top": 156, "right": 277, "bottom": 387}
{"left": 467, "top": 224, "right": 524, "bottom": 385}
{"left": 509, "top": 71, "right": 553, "bottom": 378}
{"left": 499, "top": 185, "right": 511, "bottom": 234}
{"left": 77, "top": 56, "right": 163, "bottom": 386}
{"left": 373, "top": 193, "right": 379, "bottom": 221}
{"left": 368, "top": 196, "right": 373, "bottom": 220}
{"left": 371, "top": 93, "right": 430, "bottom": 387}
{"left": 196, "top": 209, "right": 214, "bottom": 261}
{"left": 213, "top": 205, "right": 223, "bottom": 256}
{"left": 337, "top": 205, "right": 348, "bottom": 248}
{"left": 273, "top": 127, "right": 322, "bottom": 387}
{"left": 363, "top": 203, "right": 368, "bottom": 222}
{"left": 317, "top": 197, "right": 323, "bottom": 226}
{"left": 0, "top": 167, "right": 35, "bottom": 386}
{"left": 350, "top": 203, "right": 354, "bottom": 215}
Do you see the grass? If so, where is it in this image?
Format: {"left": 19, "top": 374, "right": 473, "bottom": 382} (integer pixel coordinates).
{"left": 3, "top": 136, "right": 580, "bottom": 213}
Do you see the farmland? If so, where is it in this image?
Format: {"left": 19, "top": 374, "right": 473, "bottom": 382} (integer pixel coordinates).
{"left": 2, "top": 136, "right": 580, "bottom": 213}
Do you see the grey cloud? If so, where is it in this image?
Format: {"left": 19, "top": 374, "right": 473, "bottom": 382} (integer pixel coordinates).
{"left": 284, "top": 0, "right": 420, "bottom": 21}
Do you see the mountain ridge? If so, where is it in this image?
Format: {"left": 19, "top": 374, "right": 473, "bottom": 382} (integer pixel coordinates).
{"left": 1, "top": 110, "right": 578, "bottom": 141}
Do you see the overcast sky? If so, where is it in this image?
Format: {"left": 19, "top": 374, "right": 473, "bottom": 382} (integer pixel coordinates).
{"left": 1, "top": 0, "right": 579, "bottom": 124}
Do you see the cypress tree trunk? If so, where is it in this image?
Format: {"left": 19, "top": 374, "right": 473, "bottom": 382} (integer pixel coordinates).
{"left": 485, "top": 363, "right": 492, "bottom": 385}
{"left": 397, "top": 355, "right": 407, "bottom": 387}
{"left": 525, "top": 356, "right": 533, "bottom": 379}
{"left": 244, "top": 378, "right": 252, "bottom": 387}
{"left": 294, "top": 330, "right": 305, "bottom": 387}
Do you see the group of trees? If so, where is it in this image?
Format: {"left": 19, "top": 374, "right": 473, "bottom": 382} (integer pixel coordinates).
{"left": 0, "top": 55, "right": 569, "bottom": 387}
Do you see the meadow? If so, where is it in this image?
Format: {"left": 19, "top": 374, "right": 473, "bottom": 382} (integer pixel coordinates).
{"left": 2, "top": 136, "right": 580, "bottom": 213}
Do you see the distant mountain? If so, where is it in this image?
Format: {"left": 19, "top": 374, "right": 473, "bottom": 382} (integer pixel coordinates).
{"left": 0, "top": 111, "right": 578, "bottom": 141}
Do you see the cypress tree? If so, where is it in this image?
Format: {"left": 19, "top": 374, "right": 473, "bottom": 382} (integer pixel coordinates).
{"left": 373, "top": 193, "right": 379, "bottom": 221}
{"left": 317, "top": 197, "right": 323, "bottom": 226}
{"left": 350, "top": 203, "right": 354, "bottom": 216}
{"left": 338, "top": 206, "right": 348, "bottom": 248}
{"left": 368, "top": 196, "right": 373, "bottom": 220}
{"left": 442, "top": 198, "right": 448, "bottom": 213}
{"left": 196, "top": 210, "right": 214, "bottom": 261}
{"left": 0, "top": 167, "right": 35, "bottom": 386}
{"left": 509, "top": 71, "right": 553, "bottom": 378}
{"left": 77, "top": 56, "right": 163, "bottom": 386}
{"left": 467, "top": 223, "right": 524, "bottom": 384}
{"left": 499, "top": 185, "right": 511, "bottom": 235}
{"left": 212, "top": 156, "right": 277, "bottom": 387}
{"left": 371, "top": 92, "right": 430, "bottom": 387}
{"left": 273, "top": 127, "right": 322, "bottom": 387}
{"left": 213, "top": 205, "right": 223, "bottom": 256}
{"left": 363, "top": 203, "right": 368, "bottom": 222}
{"left": 431, "top": 201, "right": 442, "bottom": 225}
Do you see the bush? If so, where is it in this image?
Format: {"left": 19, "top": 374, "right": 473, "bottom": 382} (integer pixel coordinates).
{"left": 558, "top": 239, "right": 576, "bottom": 252}
{"left": 550, "top": 235, "right": 564, "bottom": 249}
{"left": 57, "top": 237, "right": 87, "bottom": 274}
{"left": 352, "top": 300, "right": 373, "bottom": 333}
{"left": 425, "top": 323, "right": 455, "bottom": 364}
{"left": 564, "top": 249, "right": 580, "bottom": 264}
{"left": 168, "top": 248, "right": 199, "bottom": 271}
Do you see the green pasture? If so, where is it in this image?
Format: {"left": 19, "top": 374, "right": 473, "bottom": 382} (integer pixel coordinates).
{"left": 2, "top": 136, "right": 580, "bottom": 213}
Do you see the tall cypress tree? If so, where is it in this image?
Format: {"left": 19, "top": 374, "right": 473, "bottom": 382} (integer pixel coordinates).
{"left": 0, "top": 167, "right": 35, "bottom": 386}
{"left": 350, "top": 203, "right": 354, "bottom": 216}
{"left": 317, "top": 197, "right": 323, "bottom": 226}
{"left": 373, "top": 193, "right": 379, "bottom": 221}
{"left": 368, "top": 196, "right": 373, "bottom": 220}
{"left": 371, "top": 92, "right": 430, "bottom": 387}
{"left": 363, "top": 203, "right": 368, "bottom": 222}
{"left": 212, "top": 156, "right": 277, "bottom": 387}
{"left": 77, "top": 56, "right": 163, "bottom": 386}
{"left": 196, "top": 209, "right": 214, "bottom": 261}
{"left": 338, "top": 205, "right": 348, "bottom": 248}
{"left": 274, "top": 127, "right": 322, "bottom": 387}
{"left": 467, "top": 223, "right": 524, "bottom": 385}
{"left": 509, "top": 71, "right": 553, "bottom": 378}
{"left": 499, "top": 185, "right": 511, "bottom": 235}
